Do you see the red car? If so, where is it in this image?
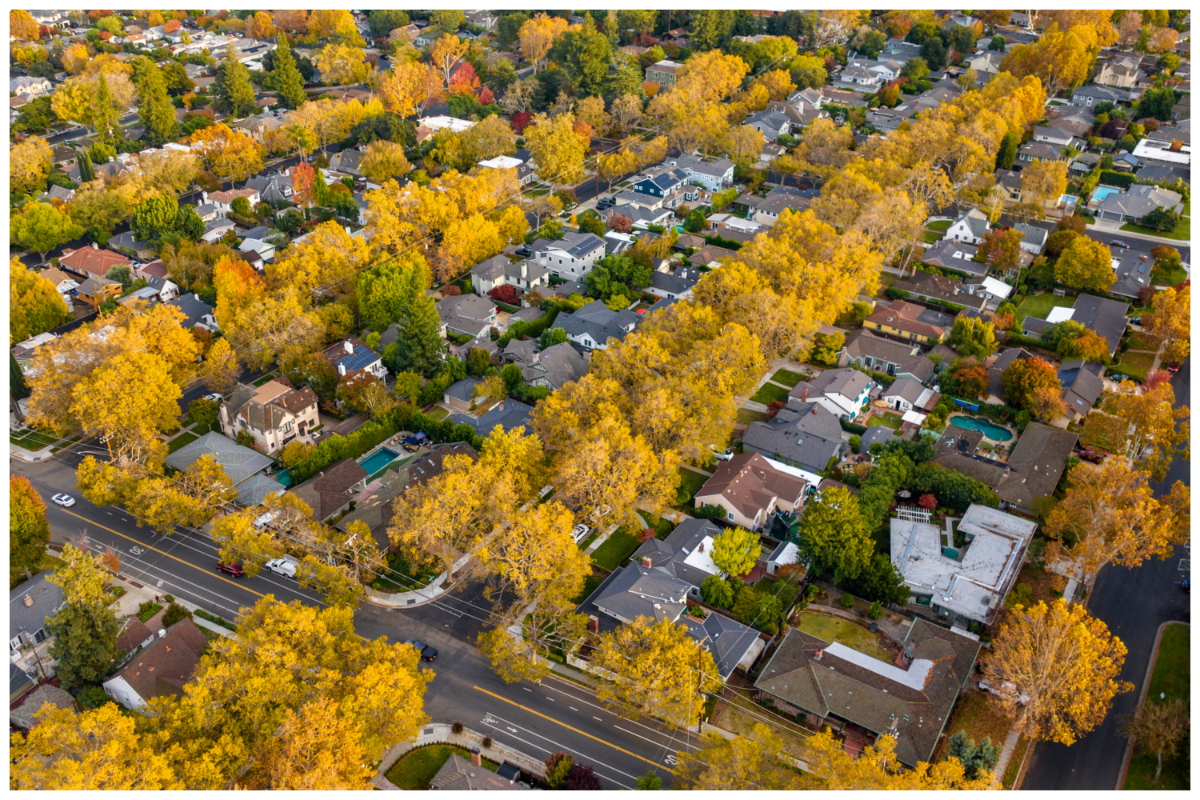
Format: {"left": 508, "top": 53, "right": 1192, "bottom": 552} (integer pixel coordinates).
{"left": 216, "top": 561, "right": 245, "bottom": 578}
{"left": 1166, "top": 363, "right": 1181, "bottom": 375}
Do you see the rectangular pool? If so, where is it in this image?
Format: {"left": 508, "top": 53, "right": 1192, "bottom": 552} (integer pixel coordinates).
{"left": 1092, "top": 186, "right": 1122, "bottom": 203}
{"left": 359, "top": 447, "right": 400, "bottom": 476}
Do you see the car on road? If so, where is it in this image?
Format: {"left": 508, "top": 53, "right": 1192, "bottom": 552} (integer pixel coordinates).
{"left": 1166, "top": 363, "right": 1181, "bottom": 375}
{"left": 216, "top": 561, "right": 245, "bottom": 578}
{"left": 405, "top": 639, "right": 438, "bottom": 661}
{"left": 1110, "top": 239, "right": 1130, "bottom": 249}
{"left": 572, "top": 524, "right": 591, "bottom": 543}
{"left": 265, "top": 557, "right": 298, "bottom": 578}
{"left": 1183, "top": 577, "right": 1190, "bottom": 593}
{"left": 204, "top": 392, "right": 223, "bottom": 403}
{"left": 52, "top": 493, "right": 76, "bottom": 507}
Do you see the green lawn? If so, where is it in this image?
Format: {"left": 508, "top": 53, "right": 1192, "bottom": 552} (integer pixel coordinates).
{"left": 923, "top": 231, "right": 942, "bottom": 244}
{"left": 646, "top": 514, "right": 676, "bottom": 540}
{"left": 1015, "top": 292, "right": 1077, "bottom": 325}
{"left": 769, "top": 368, "right": 806, "bottom": 388}
{"left": 590, "top": 527, "right": 642, "bottom": 572}
{"left": 425, "top": 406, "right": 450, "bottom": 421}
{"left": 1126, "top": 331, "right": 1160, "bottom": 351}
{"left": 735, "top": 408, "right": 767, "bottom": 425}
{"left": 1151, "top": 263, "right": 1189, "bottom": 286}
{"left": 936, "top": 692, "right": 1014, "bottom": 765}
{"left": 571, "top": 572, "right": 603, "bottom": 605}
{"left": 866, "top": 412, "right": 903, "bottom": 430}
{"left": 750, "top": 382, "right": 791, "bottom": 405}
{"left": 1121, "top": 217, "right": 1191, "bottom": 242}
{"left": 927, "top": 220, "right": 952, "bottom": 232}
{"left": 878, "top": 272, "right": 897, "bottom": 289}
{"left": 1113, "top": 350, "right": 1155, "bottom": 381}
{"left": 252, "top": 372, "right": 278, "bottom": 387}
{"left": 166, "top": 432, "right": 200, "bottom": 454}
{"left": 1123, "top": 623, "right": 1190, "bottom": 790}
{"left": 795, "top": 612, "right": 891, "bottom": 664}
{"left": 386, "top": 745, "right": 498, "bottom": 790}
{"left": 10, "top": 430, "right": 57, "bottom": 450}
{"left": 675, "top": 468, "right": 710, "bottom": 509}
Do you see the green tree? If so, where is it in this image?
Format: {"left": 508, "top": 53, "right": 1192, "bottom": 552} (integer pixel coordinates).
{"left": 105, "top": 265, "right": 133, "bottom": 289}
{"left": 1139, "top": 207, "right": 1180, "bottom": 233}
{"left": 946, "top": 732, "right": 1001, "bottom": 780}
{"left": 946, "top": 317, "right": 997, "bottom": 359}
{"left": 356, "top": 256, "right": 429, "bottom": 333}
{"left": 392, "top": 295, "right": 446, "bottom": 375}
{"left": 174, "top": 205, "right": 204, "bottom": 240}
{"left": 11, "top": 202, "right": 85, "bottom": 261}
{"left": 944, "top": 26, "right": 976, "bottom": 60}
{"left": 90, "top": 71, "right": 121, "bottom": 144}
{"left": 919, "top": 37, "right": 947, "bottom": 70}
{"left": 272, "top": 33, "right": 308, "bottom": 110}
{"left": 710, "top": 527, "right": 759, "bottom": 577}
{"left": 900, "top": 56, "right": 929, "bottom": 82}
{"left": 700, "top": 575, "right": 734, "bottom": 608}
{"left": 132, "top": 194, "right": 181, "bottom": 242}
{"left": 78, "top": 150, "right": 96, "bottom": 183}
{"left": 466, "top": 346, "right": 492, "bottom": 378}
{"left": 540, "top": 327, "right": 568, "bottom": 348}
{"left": 840, "top": 553, "right": 910, "bottom": 605}
{"left": 368, "top": 10, "right": 410, "bottom": 39}
{"left": 1137, "top": 86, "right": 1177, "bottom": 122}
{"left": 549, "top": 25, "right": 614, "bottom": 96}
{"left": 995, "top": 130, "right": 1018, "bottom": 170}
{"left": 135, "top": 58, "right": 178, "bottom": 145}
{"left": 44, "top": 543, "right": 122, "bottom": 690}
{"left": 214, "top": 44, "right": 258, "bottom": 118}
{"left": 187, "top": 397, "right": 221, "bottom": 432}
{"left": 11, "top": 476, "right": 50, "bottom": 583}
{"left": 689, "top": 10, "right": 736, "bottom": 51}
{"left": 797, "top": 487, "right": 874, "bottom": 581}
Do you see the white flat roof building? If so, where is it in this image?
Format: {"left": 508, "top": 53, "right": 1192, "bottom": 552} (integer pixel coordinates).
{"left": 418, "top": 115, "right": 476, "bottom": 133}
{"left": 478, "top": 155, "right": 523, "bottom": 170}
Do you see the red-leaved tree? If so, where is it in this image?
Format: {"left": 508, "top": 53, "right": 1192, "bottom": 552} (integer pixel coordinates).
{"left": 442, "top": 285, "right": 462, "bottom": 297}
{"left": 608, "top": 213, "right": 632, "bottom": 233}
{"left": 448, "top": 63, "right": 481, "bottom": 97}
{"left": 291, "top": 161, "right": 317, "bottom": 209}
{"left": 478, "top": 85, "right": 494, "bottom": 105}
{"left": 511, "top": 111, "right": 532, "bottom": 133}
{"left": 487, "top": 285, "right": 520, "bottom": 305}
{"left": 918, "top": 493, "right": 937, "bottom": 510}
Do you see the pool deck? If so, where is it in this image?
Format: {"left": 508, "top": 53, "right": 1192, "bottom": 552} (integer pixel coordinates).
{"left": 945, "top": 413, "right": 1016, "bottom": 444}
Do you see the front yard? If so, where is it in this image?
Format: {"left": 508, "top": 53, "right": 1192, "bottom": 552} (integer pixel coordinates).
{"left": 769, "top": 368, "right": 807, "bottom": 388}
{"left": 385, "top": 745, "right": 499, "bottom": 790}
{"left": 1112, "top": 350, "right": 1155, "bottom": 381}
{"left": 735, "top": 408, "right": 767, "bottom": 425}
{"left": 1120, "top": 216, "right": 1190, "bottom": 242}
{"left": 1123, "top": 623, "right": 1190, "bottom": 790}
{"left": 590, "top": 527, "right": 642, "bottom": 572}
{"left": 749, "top": 381, "right": 791, "bottom": 406}
{"left": 674, "top": 467, "right": 710, "bottom": 511}
{"left": 1151, "top": 262, "right": 1189, "bottom": 287}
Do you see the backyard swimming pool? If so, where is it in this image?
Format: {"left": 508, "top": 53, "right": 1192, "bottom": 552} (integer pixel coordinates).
{"left": 360, "top": 447, "right": 400, "bottom": 475}
{"left": 948, "top": 416, "right": 1014, "bottom": 442}
{"left": 1092, "top": 186, "right": 1122, "bottom": 203}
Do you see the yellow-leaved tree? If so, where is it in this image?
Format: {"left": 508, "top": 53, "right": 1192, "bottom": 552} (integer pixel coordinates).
{"left": 524, "top": 111, "right": 590, "bottom": 189}
{"left": 673, "top": 723, "right": 802, "bottom": 789}
{"left": 798, "top": 728, "right": 992, "bottom": 789}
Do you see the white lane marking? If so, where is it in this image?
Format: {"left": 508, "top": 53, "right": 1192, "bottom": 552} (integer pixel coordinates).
{"left": 75, "top": 541, "right": 242, "bottom": 616}
{"left": 545, "top": 697, "right": 555, "bottom": 702}
{"left": 1179, "top": 559, "right": 1190, "bottom": 571}
{"left": 476, "top": 711, "right": 638, "bottom": 788}
{"left": 594, "top": 716, "right": 604, "bottom": 722}
{"left": 614, "top": 724, "right": 687, "bottom": 756}
{"left": 523, "top": 686, "right": 532, "bottom": 692}
{"left": 542, "top": 676, "right": 698, "bottom": 751}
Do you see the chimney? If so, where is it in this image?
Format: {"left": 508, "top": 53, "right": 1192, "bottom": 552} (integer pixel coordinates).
{"left": 158, "top": 629, "right": 167, "bottom": 638}
{"left": 337, "top": 363, "right": 346, "bottom": 376}
{"left": 520, "top": 261, "right": 527, "bottom": 279}
{"left": 201, "top": 190, "right": 208, "bottom": 202}
{"left": 471, "top": 748, "right": 482, "bottom": 767}
{"left": 641, "top": 556, "right": 652, "bottom": 568}
{"left": 344, "top": 340, "right": 354, "bottom": 354}
{"left": 698, "top": 543, "right": 704, "bottom": 553}
{"left": 91, "top": 242, "right": 99, "bottom": 250}
{"left": 814, "top": 649, "right": 823, "bottom": 661}
{"left": 194, "top": 294, "right": 201, "bottom": 302}
{"left": 587, "top": 615, "right": 599, "bottom": 633}
{"left": 23, "top": 595, "right": 33, "bottom": 607}
{"left": 802, "top": 386, "right": 809, "bottom": 402}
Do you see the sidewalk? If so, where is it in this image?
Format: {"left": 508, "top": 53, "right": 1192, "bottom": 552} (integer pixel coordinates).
{"left": 374, "top": 722, "right": 546, "bottom": 790}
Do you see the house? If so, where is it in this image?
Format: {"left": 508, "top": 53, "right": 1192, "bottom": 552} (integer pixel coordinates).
{"left": 1013, "top": 222, "right": 1048, "bottom": 255}
{"left": 437, "top": 294, "right": 496, "bottom": 338}
{"left": 102, "top": 619, "right": 209, "bottom": 710}
{"left": 531, "top": 231, "right": 606, "bottom": 279}
{"left": 755, "top": 620, "right": 979, "bottom": 768}
{"left": 921, "top": 240, "right": 988, "bottom": 277}
{"left": 550, "top": 301, "right": 642, "bottom": 351}
{"left": 607, "top": 202, "right": 674, "bottom": 230}
{"left": 742, "top": 400, "right": 847, "bottom": 473}
{"left": 629, "top": 518, "right": 729, "bottom": 597}
{"left": 1058, "top": 360, "right": 1105, "bottom": 421}
{"left": 107, "top": 231, "right": 157, "bottom": 261}
{"left": 694, "top": 453, "right": 811, "bottom": 530}
{"left": 10, "top": 75, "right": 52, "bottom": 99}
{"left": 58, "top": 244, "right": 132, "bottom": 279}
{"left": 35, "top": 266, "right": 79, "bottom": 311}
{"left": 835, "top": 64, "right": 883, "bottom": 89}
{"left": 1095, "top": 184, "right": 1185, "bottom": 223}
{"left": 321, "top": 338, "right": 386, "bottom": 381}
{"left": 892, "top": 503, "right": 1035, "bottom": 622}
{"left": 464, "top": 10, "right": 498, "bottom": 30}
{"left": 1071, "top": 84, "right": 1130, "bottom": 106}
{"left": 1096, "top": 56, "right": 1142, "bottom": 88}
{"left": 167, "top": 294, "right": 219, "bottom": 332}
{"left": 645, "top": 60, "right": 682, "bottom": 87}
{"left": 882, "top": 378, "right": 940, "bottom": 414}
{"left": 943, "top": 208, "right": 990, "bottom": 245}
{"left": 864, "top": 301, "right": 954, "bottom": 344}
{"left": 443, "top": 378, "right": 483, "bottom": 413}
{"left": 431, "top": 753, "right": 530, "bottom": 791}
{"left": 688, "top": 245, "right": 738, "bottom": 269}
{"left": 76, "top": 275, "right": 123, "bottom": 310}
{"left": 667, "top": 154, "right": 736, "bottom": 191}
{"left": 328, "top": 148, "right": 362, "bottom": 176}
{"left": 1017, "top": 142, "right": 1062, "bottom": 168}
{"left": 1022, "top": 294, "right": 1129, "bottom": 357}
{"left": 231, "top": 113, "right": 285, "bottom": 143}
{"left": 469, "top": 255, "right": 548, "bottom": 295}
{"left": 630, "top": 167, "right": 693, "bottom": 205}
{"left": 164, "top": 431, "right": 282, "bottom": 507}
{"left": 706, "top": 213, "right": 767, "bottom": 239}
{"left": 202, "top": 188, "right": 261, "bottom": 215}
{"left": 479, "top": 154, "right": 535, "bottom": 185}
{"left": 244, "top": 171, "right": 295, "bottom": 204}
{"left": 1131, "top": 137, "right": 1191, "bottom": 169}
{"left": 791, "top": 368, "right": 874, "bottom": 420}
{"left": 10, "top": 575, "right": 65, "bottom": 673}
{"left": 10, "top": 681, "right": 75, "bottom": 730}
{"left": 966, "top": 51, "right": 1003, "bottom": 76}
{"left": 1107, "top": 247, "right": 1158, "bottom": 299}
{"left": 744, "top": 186, "right": 816, "bottom": 227}
{"left": 512, "top": 340, "right": 589, "bottom": 392}
{"left": 647, "top": 267, "right": 702, "bottom": 300}
{"left": 200, "top": 216, "right": 236, "bottom": 243}
{"left": 931, "top": 422, "right": 1077, "bottom": 514}
{"left": 290, "top": 458, "right": 369, "bottom": 521}
{"left": 743, "top": 109, "right": 792, "bottom": 141}
{"left": 892, "top": 272, "right": 987, "bottom": 312}
{"left": 963, "top": 275, "right": 1015, "bottom": 304}
{"left": 1032, "top": 125, "right": 1077, "bottom": 148}
{"left": 449, "top": 399, "right": 535, "bottom": 435}
{"left": 219, "top": 380, "right": 320, "bottom": 456}
{"left": 839, "top": 330, "right": 935, "bottom": 382}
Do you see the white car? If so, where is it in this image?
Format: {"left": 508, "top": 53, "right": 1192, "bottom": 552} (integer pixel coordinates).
{"left": 51, "top": 493, "right": 76, "bottom": 507}
{"left": 709, "top": 445, "right": 735, "bottom": 461}
{"left": 572, "top": 524, "right": 591, "bottom": 543}
{"left": 265, "top": 558, "right": 298, "bottom": 578}
{"left": 203, "top": 393, "right": 223, "bottom": 403}
{"left": 589, "top": 504, "right": 611, "bottom": 521}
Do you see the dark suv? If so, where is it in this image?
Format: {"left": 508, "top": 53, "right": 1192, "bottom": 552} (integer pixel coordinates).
{"left": 405, "top": 639, "right": 438, "bottom": 661}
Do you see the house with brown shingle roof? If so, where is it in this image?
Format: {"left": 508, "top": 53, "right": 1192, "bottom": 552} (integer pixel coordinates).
{"left": 102, "top": 618, "right": 209, "bottom": 710}
{"left": 218, "top": 380, "right": 319, "bottom": 456}
{"left": 290, "top": 458, "right": 369, "bottom": 521}
{"left": 57, "top": 244, "right": 132, "bottom": 279}
{"left": 864, "top": 300, "right": 954, "bottom": 345}
{"left": 754, "top": 618, "right": 979, "bottom": 767}
{"left": 694, "top": 453, "right": 809, "bottom": 531}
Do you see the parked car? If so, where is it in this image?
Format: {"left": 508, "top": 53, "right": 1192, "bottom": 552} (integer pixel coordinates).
{"left": 1077, "top": 446, "right": 1107, "bottom": 464}
{"left": 572, "top": 524, "right": 591, "bottom": 543}
{"left": 1183, "top": 577, "right": 1190, "bottom": 593}
{"left": 52, "top": 493, "right": 76, "bottom": 507}
{"left": 515, "top": 245, "right": 533, "bottom": 257}
{"left": 216, "top": 561, "right": 245, "bottom": 578}
{"left": 709, "top": 444, "right": 735, "bottom": 461}
{"left": 1166, "top": 363, "right": 1181, "bottom": 375}
{"left": 405, "top": 639, "right": 438, "bottom": 661}
{"left": 1110, "top": 239, "right": 1130, "bottom": 249}
{"left": 265, "top": 557, "right": 298, "bottom": 578}
{"left": 204, "top": 392, "right": 223, "bottom": 402}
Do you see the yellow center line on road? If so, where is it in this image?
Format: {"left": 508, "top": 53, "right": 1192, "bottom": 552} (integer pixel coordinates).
{"left": 60, "top": 508, "right": 267, "bottom": 599}
{"left": 472, "top": 685, "right": 676, "bottom": 775}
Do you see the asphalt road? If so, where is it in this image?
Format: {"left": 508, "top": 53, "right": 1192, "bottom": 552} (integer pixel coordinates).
{"left": 1021, "top": 358, "right": 1191, "bottom": 790}
{"left": 996, "top": 214, "right": 1191, "bottom": 264}
{"left": 14, "top": 450, "right": 695, "bottom": 789}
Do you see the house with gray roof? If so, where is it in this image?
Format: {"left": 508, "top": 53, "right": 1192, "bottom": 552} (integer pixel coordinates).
{"left": 550, "top": 301, "right": 643, "bottom": 351}
{"left": 789, "top": 368, "right": 874, "bottom": 420}
{"left": 606, "top": 202, "right": 674, "bottom": 230}
{"left": 743, "top": 109, "right": 792, "bottom": 141}
{"left": 164, "top": 431, "right": 281, "bottom": 506}
{"left": 516, "top": 341, "right": 589, "bottom": 392}
{"left": 167, "top": 293, "right": 218, "bottom": 332}
{"left": 667, "top": 154, "right": 735, "bottom": 191}
{"left": 743, "top": 401, "right": 847, "bottom": 473}
{"left": 10, "top": 575, "right": 64, "bottom": 662}
{"left": 10, "top": 682, "right": 75, "bottom": 730}
{"left": 921, "top": 239, "right": 987, "bottom": 277}
{"left": 647, "top": 267, "right": 702, "bottom": 300}
{"left": 859, "top": 425, "right": 898, "bottom": 453}
{"left": 1022, "top": 294, "right": 1129, "bottom": 357}
{"left": 443, "top": 378, "right": 483, "bottom": 413}
{"left": 244, "top": 171, "right": 295, "bottom": 204}
{"left": 290, "top": 458, "right": 368, "bottom": 521}
{"left": 754, "top": 619, "right": 979, "bottom": 767}
{"left": 10, "top": 664, "right": 34, "bottom": 705}
{"left": 1071, "top": 84, "right": 1130, "bottom": 106}
{"left": 1017, "top": 141, "right": 1063, "bottom": 166}
{"left": 1095, "top": 184, "right": 1185, "bottom": 223}
{"left": 839, "top": 330, "right": 934, "bottom": 381}
{"left": 1108, "top": 247, "right": 1157, "bottom": 299}
{"left": 531, "top": 231, "right": 606, "bottom": 279}
{"left": 943, "top": 208, "right": 990, "bottom": 245}
{"left": 437, "top": 293, "right": 496, "bottom": 338}
{"left": 881, "top": 377, "right": 932, "bottom": 413}
{"left": 835, "top": 64, "right": 882, "bottom": 89}
{"left": 106, "top": 230, "right": 157, "bottom": 261}
{"left": 469, "top": 255, "right": 548, "bottom": 296}
{"left": 630, "top": 166, "right": 695, "bottom": 206}
{"left": 449, "top": 400, "right": 534, "bottom": 435}
{"left": 1058, "top": 359, "right": 1105, "bottom": 421}
{"left": 893, "top": 272, "right": 987, "bottom": 312}
{"left": 1013, "top": 222, "right": 1048, "bottom": 255}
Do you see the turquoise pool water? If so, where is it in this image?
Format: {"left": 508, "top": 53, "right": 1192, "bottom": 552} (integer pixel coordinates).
{"left": 1092, "top": 186, "right": 1121, "bottom": 202}
{"left": 276, "top": 468, "right": 292, "bottom": 487}
{"left": 360, "top": 447, "right": 400, "bottom": 475}
{"left": 949, "top": 416, "right": 1014, "bottom": 442}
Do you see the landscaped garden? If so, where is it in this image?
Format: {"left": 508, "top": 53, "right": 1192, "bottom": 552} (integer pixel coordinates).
{"left": 385, "top": 744, "right": 499, "bottom": 790}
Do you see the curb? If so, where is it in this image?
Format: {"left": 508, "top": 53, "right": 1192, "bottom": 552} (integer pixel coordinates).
{"left": 1114, "top": 620, "right": 1188, "bottom": 790}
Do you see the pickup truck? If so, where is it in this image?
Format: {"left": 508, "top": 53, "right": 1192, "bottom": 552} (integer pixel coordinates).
{"left": 265, "top": 557, "right": 299, "bottom": 578}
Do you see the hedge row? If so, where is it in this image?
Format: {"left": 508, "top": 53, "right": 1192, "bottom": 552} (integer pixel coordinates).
{"left": 704, "top": 234, "right": 744, "bottom": 250}
{"left": 1098, "top": 171, "right": 1135, "bottom": 188}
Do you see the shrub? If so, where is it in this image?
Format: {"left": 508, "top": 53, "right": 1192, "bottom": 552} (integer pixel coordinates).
{"left": 451, "top": 721, "right": 464, "bottom": 734}
{"left": 78, "top": 685, "right": 114, "bottom": 709}
{"left": 849, "top": 434, "right": 861, "bottom": 454}
{"left": 161, "top": 602, "right": 193, "bottom": 627}
{"left": 840, "top": 593, "right": 855, "bottom": 608}
{"left": 700, "top": 575, "right": 734, "bottom": 608}
{"left": 163, "top": 594, "right": 175, "bottom": 603}
{"left": 918, "top": 493, "right": 937, "bottom": 510}
{"left": 487, "top": 284, "right": 521, "bottom": 305}
{"left": 443, "top": 285, "right": 462, "bottom": 296}
{"left": 868, "top": 601, "right": 883, "bottom": 619}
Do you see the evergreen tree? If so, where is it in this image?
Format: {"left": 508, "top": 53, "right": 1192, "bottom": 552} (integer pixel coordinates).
{"left": 947, "top": 732, "right": 1001, "bottom": 780}
{"left": 214, "top": 44, "right": 258, "bottom": 118}
{"left": 394, "top": 295, "right": 447, "bottom": 375}
{"left": 11, "top": 353, "right": 30, "bottom": 401}
{"left": 78, "top": 150, "right": 95, "bottom": 183}
{"left": 90, "top": 72, "right": 120, "bottom": 143}
{"left": 604, "top": 53, "right": 645, "bottom": 99}
{"left": 995, "top": 130, "right": 1018, "bottom": 170}
{"left": 273, "top": 33, "right": 307, "bottom": 110}
{"left": 44, "top": 544, "right": 122, "bottom": 690}
{"left": 136, "top": 58, "right": 178, "bottom": 146}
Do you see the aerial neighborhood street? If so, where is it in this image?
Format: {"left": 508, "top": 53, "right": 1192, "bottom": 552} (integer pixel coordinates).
{"left": 8, "top": 7, "right": 1191, "bottom": 792}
